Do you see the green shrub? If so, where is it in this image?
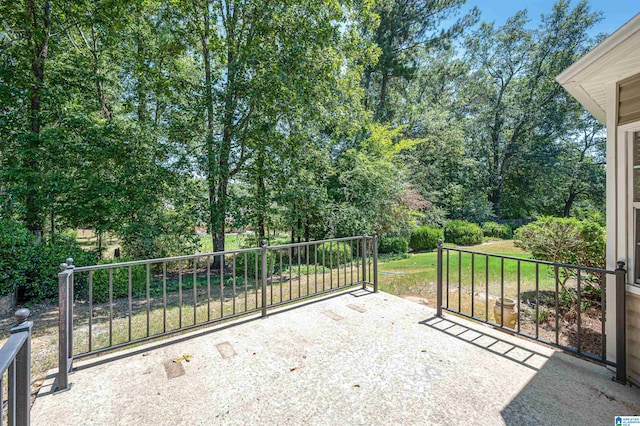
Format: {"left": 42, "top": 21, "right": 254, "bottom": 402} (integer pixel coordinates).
{"left": 514, "top": 216, "right": 605, "bottom": 269}
{"left": 514, "top": 216, "right": 605, "bottom": 312}
{"left": 482, "top": 222, "right": 513, "bottom": 239}
{"left": 90, "top": 261, "right": 148, "bottom": 303}
{"left": 319, "top": 242, "right": 353, "bottom": 266}
{"left": 0, "top": 220, "right": 95, "bottom": 300}
{"left": 409, "top": 226, "right": 442, "bottom": 251}
{"left": 0, "top": 220, "right": 33, "bottom": 296}
{"left": 378, "top": 237, "right": 409, "bottom": 254}
{"left": 444, "top": 220, "right": 483, "bottom": 246}
{"left": 234, "top": 250, "right": 276, "bottom": 279}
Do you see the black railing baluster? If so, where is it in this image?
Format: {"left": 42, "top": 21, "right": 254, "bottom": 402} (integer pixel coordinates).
{"left": 89, "top": 271, "right": 93, "bottom": 352}
{"left": 163, "top": 262, "right": 167, "bottom": 333}
{"left": 554, "top": 265, "right": 560, "bottom": 345}
{"left": 458, "top": 251, "right": 462, "bottom": 312}
{"left": 194, "top": 258, "right": 198, "bottom": 324}
{"left": 446, "top": 249, "right": 450, "bottom": 309}
{"left": 501, "top": 258, "right": 505, "bottom": 327}
{"left": 207, "top": 256, "right": 211, "bottom": 321}
{"left": 517, "top": 261, "right": 521, "bottom": 333}
{"left": 128, "top": 266, "right": 132, "bottom": 341}
{"left": 471, "top": 253, "right": 475, "bottom": 318}
{"left": 577, "top": 269, "right": 582, "bottom": 354}
{"left": 231, "top": 254, "right": 237, "bottom": 315}
{"left": 109, "top": 268, "right": 113, "bottom": 347}
{"left": 178, "top": 260, "right": 183, "bottom": 329}
{"left": 146, "top": 264, "right": 151, "bottom": 337}
{"left": 485, "top": 255, "right": 489, "bottom": 322}
{"left": 535, "top": 263, "right": 539, "bottom": 339}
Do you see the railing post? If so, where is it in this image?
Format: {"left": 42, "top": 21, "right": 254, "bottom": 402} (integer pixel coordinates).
{"left": 436, "top": 240, "right": 443, "bottom": 317}
{"left": 614, "top": 261, "right": 627, "bottom": 384}
{"left": 261, "top": 241, "right": 268, "bottom": 317}
{"left": 361, "top": 233, "right": 367, "bottom": 290}
{"left": 66, "top": 257, "right": 74, "bottom": 361}
{"left": 373, "top": 232, "right": 378, "bottom": 293}
{"left": 58, "top": 262, "right": 70, "bottom": 391}
{"left": 11, "top": 309, "right": 32, "bottom": 426}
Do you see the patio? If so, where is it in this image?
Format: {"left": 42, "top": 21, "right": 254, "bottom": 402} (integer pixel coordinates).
{"left": 32, "top": 289, "right": 640, "bottom": 425}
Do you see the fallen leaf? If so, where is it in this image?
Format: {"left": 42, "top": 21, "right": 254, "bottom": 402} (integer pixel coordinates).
{"left": 352, "top": 384, "right": 360, "bottom": 388}
{"left": 183, "top": 354, "right": 192, "bottom": 362}
{"left": 252, "top": 352, "right": 256, "bottom": 355}
{"left": 142, "top": 353, "right": 150, "bottom": 357}
{"left": 173, "top": 357, "right": 184, "bottom": 363}
{"left": 290, "top": 367, "right": 297, "bottom": 372}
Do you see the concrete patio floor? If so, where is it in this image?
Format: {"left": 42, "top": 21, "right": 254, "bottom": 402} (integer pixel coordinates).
{"left": 32, "top": 289, "right": 640, "bottom": 425}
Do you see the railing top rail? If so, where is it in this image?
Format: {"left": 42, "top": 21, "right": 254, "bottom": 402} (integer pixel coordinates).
{"left": 442, "top": 246, "right": 614, "bottom": 275}
{"left": 73, "top": 235, "right": 371, "bottom": 272}
{"left": 0, "top": 331, "right": 28, "bottom": 374}
{"left": 268, "top": 235, "right": 366, "bottom": 250}
{"left": 74, "top": 246, "right": 262, "bottom": 272}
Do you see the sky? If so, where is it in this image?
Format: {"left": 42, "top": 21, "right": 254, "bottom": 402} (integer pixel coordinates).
{"left": 462, "top": 0, "right": 639, "bottom": 36}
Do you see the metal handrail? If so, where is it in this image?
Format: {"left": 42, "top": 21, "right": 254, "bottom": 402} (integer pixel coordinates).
{"left": 442, "top": 246, "right": 611, "bottom": 274}
{"left": 58, "top": 234, "right": 378, "bottom": 391}
{"left": 435, "top": 243, "right": 627, "bottom": 384}
{"left": 0, "top": 309, "right": 33, "bottom": 426}
{"left": 73, "top": 247, "right": 262, "bottom": 272}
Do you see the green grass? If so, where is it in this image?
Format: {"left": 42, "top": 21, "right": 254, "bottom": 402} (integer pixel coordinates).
{"left": 378, "top": 240, "right": 561, "bottom": 321}
{"left": 198, "top": 232, "right": 294, "bottom": 253}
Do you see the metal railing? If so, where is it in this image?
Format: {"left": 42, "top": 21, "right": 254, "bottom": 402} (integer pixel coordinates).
{"left": 58, "top": 234, "right": 378, "bottom": 390}
{"left": 436, "top": 243, "right": 626, "bottom": 383}
{"left": 0, "top": 309, "right": 33, "bottom": 426}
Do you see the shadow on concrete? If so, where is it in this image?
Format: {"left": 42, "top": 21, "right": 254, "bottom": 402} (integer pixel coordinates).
{"left": 420, "top": 316, "right": 549, "bottom": 371}
{"left": 421, "top": 315, "right": 640, "bottom": 425}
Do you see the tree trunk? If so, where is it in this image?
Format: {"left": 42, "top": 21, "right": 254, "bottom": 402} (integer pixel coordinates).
{"left": 377, "top": 72, "right": 389, "bottom": 121}
{"left": 563, "top": 192, "right": 576, "bottom": 218}
{"left": 50, "top": 204, "right": 55, "bottom": 244}
{"left": 24, "top": 0, "right": 51, "bottom": 236}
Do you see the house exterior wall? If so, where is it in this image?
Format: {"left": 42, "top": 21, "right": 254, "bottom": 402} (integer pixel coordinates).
{"left": 608, "top": 76, "right": 640, "bottom": 385}
{"left": 628, "top": 292, "right": 640, "bottom": 383}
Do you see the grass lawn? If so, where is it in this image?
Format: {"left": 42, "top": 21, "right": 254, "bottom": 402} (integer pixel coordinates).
{"left": 198, "top": 232, "right": 294, "bottom": 253}
{"left": 378, "top": 240, "right": 561, "bottom": 316}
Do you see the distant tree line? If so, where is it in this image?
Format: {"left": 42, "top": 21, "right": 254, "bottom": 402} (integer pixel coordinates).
{"left": 0, "top": 0, "right": 605, "bottom": 261}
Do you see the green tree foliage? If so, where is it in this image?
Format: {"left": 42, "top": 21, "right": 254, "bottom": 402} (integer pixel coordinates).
{"left": 462, "top": 1, "right": 602, "bottom": 217}
{"left": 0, "top": 0, "right": 613, "bottom": 300}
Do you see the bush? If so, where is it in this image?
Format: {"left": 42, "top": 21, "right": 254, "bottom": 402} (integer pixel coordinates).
{"left": 409, "top": 226, "right": 442, "bottom": 252}
{"left": 514, "top": 216, "right": 605, "bottom": 311}
{"left": 0, "top": 220, "right": 33, "bottom": 296}
{"left": 0, "top": 219, "right": 95, "bottom": 301}
{"left": 378, "top": 237, "right": 409, "bottom": 254}
{"left": 482, "top": 222, "right": 513, "bottom": 239}
{"left": 234, "top": 250, "right": 276, "bottom": 279}
{"left": 319, "top": 242, "right": 353, "bottom": 266}
{"left": 444, "top": 220, "right": 483, "bottom": 246}
{"left": 90, "top": 260, "right": 147, "bottom": 303}
{"left": 514, "top": 216, "right": 605, "bottom": 269}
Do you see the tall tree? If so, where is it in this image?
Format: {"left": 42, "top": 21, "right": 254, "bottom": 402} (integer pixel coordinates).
{"left": 463, "top": 0, "right": 602, "bottom": 217}
{"left": 364, "top": 0, "right": 478, "bottom": 122}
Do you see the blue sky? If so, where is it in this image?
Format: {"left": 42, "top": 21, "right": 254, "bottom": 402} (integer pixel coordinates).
{"left": 462, "top": 0, "right": 638, "bottom": 36}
